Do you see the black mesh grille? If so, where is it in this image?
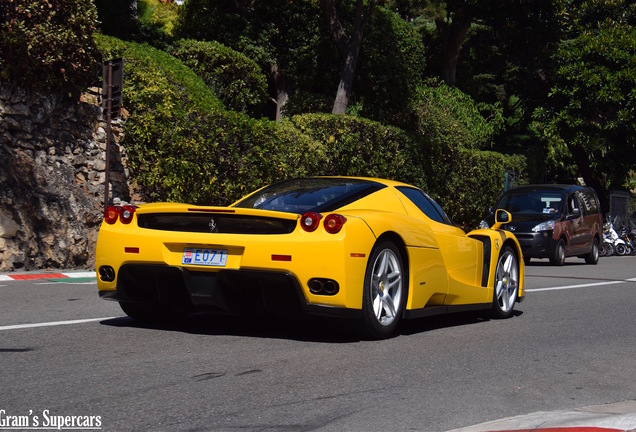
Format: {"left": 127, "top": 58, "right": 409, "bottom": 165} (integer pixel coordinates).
{"left": 137, "top": 213, "right": 297, "bottom": 234}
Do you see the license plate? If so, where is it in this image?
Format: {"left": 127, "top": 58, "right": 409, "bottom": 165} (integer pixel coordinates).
{"left": 182, "top": 248, "right": 228, "bottom": 267}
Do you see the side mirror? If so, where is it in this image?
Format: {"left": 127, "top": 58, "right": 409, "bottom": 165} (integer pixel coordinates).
{"left": 568, "top": 208, "right": 581, "bottom": 219}
{"left": 491, "top": 209, "right": 512, "bottom": 230}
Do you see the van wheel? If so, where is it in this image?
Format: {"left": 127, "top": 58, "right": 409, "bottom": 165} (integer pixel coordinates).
{"left": 550, "top": 239, "right": 566, "bottom": 266}
{"left": 584, "top": 237, "right": 599, "bottom": 264}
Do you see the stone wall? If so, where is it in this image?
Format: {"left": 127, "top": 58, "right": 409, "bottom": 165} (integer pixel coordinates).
{"left": 0, "top": 82, "right": 131, "bottom": 272}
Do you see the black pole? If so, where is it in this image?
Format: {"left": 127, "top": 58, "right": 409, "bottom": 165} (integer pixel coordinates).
{"left": 104, "top": 61, "right": 112, "bottom": 211}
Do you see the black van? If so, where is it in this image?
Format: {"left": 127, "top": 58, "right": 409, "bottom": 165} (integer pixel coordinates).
{"left": 480, "top": 185, "right": 602, "bottom": 265}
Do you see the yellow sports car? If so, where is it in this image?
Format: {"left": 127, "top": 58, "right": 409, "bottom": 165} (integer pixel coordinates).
{"left": 96, "top": 177, "right": 524, "bottom": 338}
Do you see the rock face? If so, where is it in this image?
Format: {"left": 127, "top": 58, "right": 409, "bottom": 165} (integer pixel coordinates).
{"left": 0, "top": 82, "right": 131, "bottom": 272}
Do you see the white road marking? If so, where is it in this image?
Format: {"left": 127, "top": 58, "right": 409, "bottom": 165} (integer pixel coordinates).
{"left": 526, "top": 279, "right": 634, "bottom": 292}
{"left": 0, "top": 317, "right": 120, "bottom": 331}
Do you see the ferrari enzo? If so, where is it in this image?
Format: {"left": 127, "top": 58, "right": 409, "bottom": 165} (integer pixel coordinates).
{"left": 96, "top": 177, "right": 525, "bottom": 338}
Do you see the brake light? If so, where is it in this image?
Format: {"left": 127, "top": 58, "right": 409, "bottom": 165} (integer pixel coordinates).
{"left": 104, "top": 205, "right": 136, "bottom": 225}
{"left": 104, "top": 206, "right": 119, "bottom": 224}
{"left": 119, "top": 205, "right": 136, "bottom": 224}
{"left": 324, "top": 214, "right": 347, "bottom": 234}
{"left": 300, "top": 212, "right": 322, "bottom": 232}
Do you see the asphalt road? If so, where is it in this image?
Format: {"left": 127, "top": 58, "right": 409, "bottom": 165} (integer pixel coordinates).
{"left": 1, "top": 256, "right": 635, "bottom": 432}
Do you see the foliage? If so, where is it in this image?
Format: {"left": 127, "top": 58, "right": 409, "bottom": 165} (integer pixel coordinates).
{"left": 0, "top": 0, "right": 98, "bottom": 96}
{"left": 413, "top": 79, "right": 505, "bottom": 150}
{"left": 96, "top": 35, "right": 326, "bottom": 205}
{"left": 138, "top": 0, "right": 180, "bottom": 37}
{"left": 537, "top": 0, "right": 636, "bottom": 204}
{"left": 174, "top": 0, "right": 339, "bottom": 119}
{"left": 355, "top": 7, "right": 427, "bottom": 130}
{"left": 170, "top": 39, "right": 268, "bottom": 116}
{"left": 291, "top": 113, "right": 427, "bottom": 188}
{"left": 94, "top": 0, "right": 138, "bottom": 40}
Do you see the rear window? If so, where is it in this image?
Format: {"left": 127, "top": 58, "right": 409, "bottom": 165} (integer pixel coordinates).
{"left": 497, "top": 189, "right": 565, "bottom": 215}
{"left": 233, "top": 178, "right": 385, "bottom": 214}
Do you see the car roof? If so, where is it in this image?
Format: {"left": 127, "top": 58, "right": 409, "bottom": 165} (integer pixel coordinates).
{"left": 507, "top": 184, "right": 590, "bottom": 193}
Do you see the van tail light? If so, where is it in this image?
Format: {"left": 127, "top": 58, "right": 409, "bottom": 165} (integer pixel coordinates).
{"left": 300, "top": 212, "right": 322, "bottom": 232}
{"left": 324, "top": 214, "right": 347, "bottom": 234}
{"left": 104, "top": 206, "right": 120, "bottom": 224}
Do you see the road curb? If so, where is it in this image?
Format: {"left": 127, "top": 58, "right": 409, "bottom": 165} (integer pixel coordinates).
{"left": 0, "top": 271, "right": 95, "bottom": 281}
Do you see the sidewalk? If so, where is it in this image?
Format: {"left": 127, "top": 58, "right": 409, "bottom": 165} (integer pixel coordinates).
{"left": 0, "top": 270, "right": 95, "bottom": 281}
{"left": 448, "top": 400, "right": 636, "bottom": 432}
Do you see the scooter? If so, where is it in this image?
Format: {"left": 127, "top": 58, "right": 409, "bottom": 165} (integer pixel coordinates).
{"left": 619, "top": 224, "right": 636, "bottom": 255}
{"left": 604, "top": 221, "right": 629, "bottom": 256}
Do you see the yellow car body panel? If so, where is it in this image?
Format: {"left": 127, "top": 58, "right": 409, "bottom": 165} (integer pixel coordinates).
{"left": 96, "top": 176, "right": 525, "bottom": 335}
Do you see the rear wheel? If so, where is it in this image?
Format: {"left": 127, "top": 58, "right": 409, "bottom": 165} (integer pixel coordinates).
{"left": 550, "top": 239, "right": 566, "bottom": 266}
{"left": 584, "top": 237, "right": 600, "bottom": 264}
{"left": 492, "top": 246, "right": 519, "bottom": 319}
{"left": 359, "top": 240, "right": 406, "bottom": 339}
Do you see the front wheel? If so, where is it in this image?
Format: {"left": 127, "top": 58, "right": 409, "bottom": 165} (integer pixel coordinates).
{"left": 550, "top": 239, "right": 566, "bottom": 266}
{"left": 359, "top": 240, "right": 406, "bottom": 339}
{"left": 615, "top": 243, "right": 628, "bottom": 256}
{"left": 492, "top": 246, "right": 519, "bottom": 319}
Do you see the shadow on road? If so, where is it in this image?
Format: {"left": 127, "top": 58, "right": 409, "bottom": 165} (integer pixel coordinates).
{"left": 99, "top": 308, "right": 523, "bottom": 343}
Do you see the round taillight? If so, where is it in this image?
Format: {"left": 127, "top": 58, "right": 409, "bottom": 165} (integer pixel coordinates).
{"left": 104, "top": 206, "right": 120, "bottom": 224}
{"left": 300, "top": 212, "right": 322, "bottom": 232}
{"left": 324, "top": 214, "right": 346, "bottom": 234}
{"left": 119, "top": 205, "right": 136, "bottom": 224}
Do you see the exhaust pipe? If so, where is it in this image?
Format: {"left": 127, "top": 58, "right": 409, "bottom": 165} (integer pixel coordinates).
{"left": 307, "top": 278, "right": 339, "bottom": 295}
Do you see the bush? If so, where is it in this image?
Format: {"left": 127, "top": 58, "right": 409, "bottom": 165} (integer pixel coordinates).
{"left": 291, "top": 113, "right": 427, "bottom": 189}
{"left": 414, "top": 80, "right": 505, "bottom": 150}
{"left": 0, "top": 0, "right": 98, "bottom": 96}
{"left": 355, "top": 7, "right": 427, "bottom": 130}
{"left": 170, "top": 39, "right": 268, "bottom": 116}
{"left": 96, "top": 35, "right": 325, "bottom": 205}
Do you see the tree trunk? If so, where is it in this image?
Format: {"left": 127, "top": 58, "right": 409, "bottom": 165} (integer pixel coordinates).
{"left": 269, "top": 64, "right": 290, "bottom": 122}
{"left": 321, "top": 0, "right": 374, "bottom": 115}
{"left": 436, "top": 8, "right": 472, "bottom": 86}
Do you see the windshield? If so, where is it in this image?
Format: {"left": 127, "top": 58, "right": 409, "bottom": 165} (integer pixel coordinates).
{"left": 497, "top": 189, "right": 565, "bottom": 215}
{"left": 233, "top": 178, "right": 385, "bottom": 214}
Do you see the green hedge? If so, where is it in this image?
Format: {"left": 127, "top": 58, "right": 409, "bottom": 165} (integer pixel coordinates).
{"left": 95, "top": 35, "right": 525, "bottom": 227}
{"left": 291, "top": 113, "right": 427, "bottom": 189}
{"left": 0, "top": 0, "right": 98, "bottom": 96}
{"left": 170, "top": 39, "right": 268, "bottom": 116}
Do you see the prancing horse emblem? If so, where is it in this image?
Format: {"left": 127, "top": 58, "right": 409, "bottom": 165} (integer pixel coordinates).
{"left": 494, "top": 238, "right": 500, "bottom": 251}
{"left": 208, "top": 218, "right": 218, "bottom": 233}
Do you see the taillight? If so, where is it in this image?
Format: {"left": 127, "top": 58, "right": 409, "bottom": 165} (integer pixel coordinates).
{"left": 104, "top": 205, "right": 136, "bottom": 225}
{"left": 119, "top": 205, "right": 136, "bottom": 224}
{"left": 104, "top": 206, "right": 119, "bottom": 224}
{"left": 324, "top": 214, "right": 347, "bottom": 234}
{"left": 300, "top": 212, "right": 322, "bottom": 232}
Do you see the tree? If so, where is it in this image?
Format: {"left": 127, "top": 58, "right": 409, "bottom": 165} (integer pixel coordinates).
{"left": 0, "top": 0, "right": 98, "bottom": 96}
{"left": 174, "top": 0, "right": 337, "bottom": 121}
{"left": 320, "top": 0, "right": 380, "bottom": 114}
{"left": 537, "top": 0, "right": 636, "bottom": 208}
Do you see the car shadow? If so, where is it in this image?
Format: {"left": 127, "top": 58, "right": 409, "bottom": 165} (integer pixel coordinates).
{"left": 399, "top": 309, "right": 523, "bottom": 336}
{"left": 100, "top": 308, "right": 523, "bottom": 342}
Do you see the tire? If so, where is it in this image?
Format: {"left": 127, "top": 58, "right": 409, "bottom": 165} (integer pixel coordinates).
{"left": 584, "top": 237, "right": 600, "bottom": 264}
{"left": 359, "top": 240, "right": 406, "bottom": 339}
{"left": 492, "top": 246, "right": 520, "bottom": 319}
{"left": 615, "top": 243, "right": 628, "bottom": 256}
{"left": 600, "top": 242, "right": 614, "bottom": 256}
{"left": 550, "top": 239, "right": 566, "bottom": 266}
{"left": 119, "top": 301, "right": 190, "bottom": 324}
